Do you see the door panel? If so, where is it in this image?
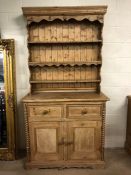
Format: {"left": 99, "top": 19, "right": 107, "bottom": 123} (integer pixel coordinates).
{"left": 36, "top": 128, "right": 57, "bottom": 153}
{"left": 29, "top": 121, "right": 63, "bottom": 161}
{"left": 74, "top": 127, "right": 95, "bottom": 152}
{"left": 67, "top": 121, "right": 102, "bottom": 161}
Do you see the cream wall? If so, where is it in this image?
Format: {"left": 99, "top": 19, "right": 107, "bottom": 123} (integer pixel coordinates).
{"left": 0, "top": 0, "right": 131, "bottom": 149}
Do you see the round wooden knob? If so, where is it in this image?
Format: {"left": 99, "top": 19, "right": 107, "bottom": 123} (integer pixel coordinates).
{"left": 42, "top": 110, "right": 49, "bottom": 115}
{"left": 81, "top": 109, "right": 88, "bottom": 115}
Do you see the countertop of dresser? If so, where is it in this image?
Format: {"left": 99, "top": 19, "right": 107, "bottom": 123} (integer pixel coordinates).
{"left": 22, "top": 91, "right": 109, "bottom": 102}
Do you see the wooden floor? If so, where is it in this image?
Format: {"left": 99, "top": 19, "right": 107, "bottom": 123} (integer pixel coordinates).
{"left": 0, "top": 149, "right": 131, "bottom": 175}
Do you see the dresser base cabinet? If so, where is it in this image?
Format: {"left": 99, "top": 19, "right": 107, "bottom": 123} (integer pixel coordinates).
{"left": 23, "top": 92, "right": 108, "bottom": 169}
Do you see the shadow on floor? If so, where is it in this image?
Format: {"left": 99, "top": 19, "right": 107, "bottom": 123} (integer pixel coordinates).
{"left": 0, "top": 149, "right": 131, "bottom": 175}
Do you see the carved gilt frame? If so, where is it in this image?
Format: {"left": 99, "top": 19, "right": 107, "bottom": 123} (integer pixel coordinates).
{"left": 0, "top": 39, "right": 16, "bottom": 160}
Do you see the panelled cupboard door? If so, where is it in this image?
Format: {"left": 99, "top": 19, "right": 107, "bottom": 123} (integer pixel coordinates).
{"left": 67, "top": 121, "right": 102, "bottom": 161}
{"left": 29, "top": 121, "right": 64, "bottom": 161}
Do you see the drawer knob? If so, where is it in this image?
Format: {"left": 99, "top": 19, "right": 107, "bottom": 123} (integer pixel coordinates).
{"left": 42, "top": 110, "right": 50, "bottom": 115}
{"left": 81, "top": 109, "right": 88, "bottom": 115}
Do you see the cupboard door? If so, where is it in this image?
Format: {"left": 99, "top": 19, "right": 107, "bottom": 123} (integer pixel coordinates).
{"left": 67, "top": 121, "right": 102, "bottom": 161}
{"left": 29, "top": 121, "right": 64, "bottom": 161}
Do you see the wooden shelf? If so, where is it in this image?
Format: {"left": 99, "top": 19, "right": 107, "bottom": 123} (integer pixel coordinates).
{"left": 26, "top": 7, "right": 104, "bottom": 93}
{"left": 30, "top": 80, "right": 100, "bottom": 83}
{"left": 29, "top": 61, "right": 102, "bottom": 67}
{"left": 28, "top": 40, "right": 102, "bottom": 44}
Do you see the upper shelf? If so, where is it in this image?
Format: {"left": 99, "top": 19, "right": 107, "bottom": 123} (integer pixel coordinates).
{"left": 28, "top": 40, "right": 102, "bottom": 44}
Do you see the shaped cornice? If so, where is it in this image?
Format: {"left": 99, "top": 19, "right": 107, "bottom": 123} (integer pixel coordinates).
{"left": 22, "top": 6, "right": 107, "bottom": 24}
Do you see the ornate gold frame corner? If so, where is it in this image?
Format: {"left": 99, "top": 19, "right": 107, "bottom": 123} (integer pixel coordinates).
{"left": 0, "top": 39, "right": 17, "bottom": 160}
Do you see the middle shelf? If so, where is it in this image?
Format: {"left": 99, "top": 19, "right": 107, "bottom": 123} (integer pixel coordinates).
{"left": 29, "top": 44, "right": 101, "bottom": 63}
{"left": 29, "top": 61, "right": 102, "bottom": 67}
{"left": 30, "top": 65, "right": 100, "bottom": 82}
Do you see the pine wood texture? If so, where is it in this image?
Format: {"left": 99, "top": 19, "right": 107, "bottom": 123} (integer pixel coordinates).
{"left": 27, "top": 18, "right": 102, "bottom": 92}
{"left": 67, "top": 121, "right": 102, "bottom": 160}
{"left": 23, "top": 92, "right": 109, "bottom": 168}
{"left": 22, "top": 6, "right": 107, "bottom": 24}
{"left": 22, "top": 6, "right": 108, "bottom": 169}
{"left": 23, "top": 95, "right": 108, "bottom": 169}
{"left": 22, "top": 6, "right": 105, "bottom": 92}
{"left": 29, "top": 122, "right": 63, "bottom": 161}
{"left": 23, "top": 91, "right": 109, "bottom": 102}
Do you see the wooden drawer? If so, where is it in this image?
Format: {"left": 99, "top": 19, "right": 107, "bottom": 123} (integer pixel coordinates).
{"left": 67, "top": 105, "right": 102, "bottom": 118}
{"left": 28, "top": 105, "right": 62, "bottom": 121}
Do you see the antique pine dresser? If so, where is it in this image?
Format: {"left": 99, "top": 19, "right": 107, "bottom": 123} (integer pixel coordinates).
{"left": 22, "top": 6, "right": 109, "bottom": 169}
